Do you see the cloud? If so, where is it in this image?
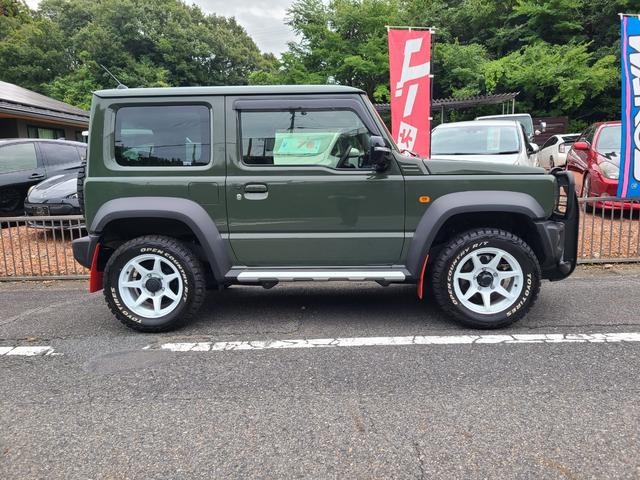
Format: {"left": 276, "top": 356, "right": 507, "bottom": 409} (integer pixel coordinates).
{"left": 191, "top": 0, "right": 298, "bottom": 55}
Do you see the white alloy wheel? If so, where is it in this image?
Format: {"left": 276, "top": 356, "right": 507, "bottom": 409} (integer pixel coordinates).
{"left": 118, "top": 253, "right": 183, "bottom": 318}
{"left": 452, "top": 247, "right": 524, "bottom": 315}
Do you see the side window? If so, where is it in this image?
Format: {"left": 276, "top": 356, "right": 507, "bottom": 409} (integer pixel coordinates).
{"left": 76, "top": 146, "right": 87, "bottom": 161}
{"left": 114, "top": 105, "right": 210, "bottom": 167}
{"left": 27, "top": 125, "right": 65, "bottom": 139}
{"left": 40, "top": 143, "right": 81, "bottom": 167}
{"left": 240, "top": 109, "right": 372, "bottom": 169}
{"left": 541, "top": 137, "right": 557, "bottom": 149}
{"left": 0, "top": 143, "right": 38, "bottom": 173}
{"left": 582, "top": 126, "right": 596, "bottom": 145}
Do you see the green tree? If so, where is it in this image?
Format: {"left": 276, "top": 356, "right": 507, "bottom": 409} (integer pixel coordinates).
{"left": 1, "top": 0, "right": 264, "bottom": 107}
{"left": 0, "top": 0, "right": 69, "bottom": 91}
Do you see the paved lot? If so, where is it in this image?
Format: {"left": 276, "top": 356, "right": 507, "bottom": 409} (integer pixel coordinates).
{"left": 1, "top": 265, "right": 640, "bottom": 479}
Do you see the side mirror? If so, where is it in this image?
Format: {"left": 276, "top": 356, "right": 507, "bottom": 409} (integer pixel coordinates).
{"left": 369, "top": 135, "right": 391, "bottom": 172}
{"left": 573, "top": 141, "right": 589, "bottom": 151}
{"left": 528, "top": 143, "right": 540, "bottom": 154}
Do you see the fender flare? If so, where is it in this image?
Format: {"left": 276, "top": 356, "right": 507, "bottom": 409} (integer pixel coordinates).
{"left": 406, "top": 190, "right": 547, "bottom": 277}
{"left": 91, "top": 197, "right": 231, "bottom": 281}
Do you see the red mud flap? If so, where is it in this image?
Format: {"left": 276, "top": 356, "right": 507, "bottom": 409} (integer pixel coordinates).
{"left": 89, "top": 243, "right": 104, "bottom": 293}
{"left": 417, "top": 255, "right": 429, "bottom": 300}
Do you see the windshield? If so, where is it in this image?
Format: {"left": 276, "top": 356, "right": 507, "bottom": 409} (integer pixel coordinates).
{"left": 477, "top": 115, "right": 533, "bottom": 138}
{"left": 431, "top": 124, "right": 520, "bottom": 156}
{"left": 596, "top": 125, "right": 621, "bottom": 153}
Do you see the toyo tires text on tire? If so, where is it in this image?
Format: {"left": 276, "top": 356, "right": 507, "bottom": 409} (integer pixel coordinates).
{"left": 103, "top": 235, "right": 206, "bottom": 332}
{"left": 429, "top": 228, "right": 541, "bottom": 329}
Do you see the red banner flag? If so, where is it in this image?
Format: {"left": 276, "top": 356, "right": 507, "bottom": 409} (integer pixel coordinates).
{"left": 387, "top": 28, "right": 432, "bottom": 157}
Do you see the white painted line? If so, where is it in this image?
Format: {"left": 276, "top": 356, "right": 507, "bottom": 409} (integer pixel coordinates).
{"left": 0, "top": 346, "right": 58, "bottom": 356}
{"left": 147, "top": 332, "right": 640, "bottom": 353}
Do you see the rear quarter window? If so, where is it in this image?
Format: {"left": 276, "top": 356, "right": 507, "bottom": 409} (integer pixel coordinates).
{"left": 40, "top": 142, "right": 81, "bottom": 166}
{"left": 114, "top": 105, "right": 211, "bottom": 167}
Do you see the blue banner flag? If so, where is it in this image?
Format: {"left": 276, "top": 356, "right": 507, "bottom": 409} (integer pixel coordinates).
{"left": 619, "top": 14, "right": 640, "bottom": 198}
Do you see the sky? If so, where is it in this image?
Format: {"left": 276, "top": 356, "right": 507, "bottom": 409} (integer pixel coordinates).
{"left": 24, "top": 0, "right": 298, "bottom": 55}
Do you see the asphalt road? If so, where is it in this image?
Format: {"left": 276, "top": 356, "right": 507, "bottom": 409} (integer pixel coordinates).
{"left": 1, "top": 265, "right": 640, "bottom": 479}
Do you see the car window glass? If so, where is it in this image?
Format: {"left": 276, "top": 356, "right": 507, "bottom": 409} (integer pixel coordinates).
{"left": 584, "top": 126, "right": 596, "bottom": 144}
{"left": 431, "top": 125, "right": 520, "bottom": 156}
{"left": 240, "top": 109, "right": 372, "bottom": 169}
{"left": 114, "top": 105, "right": 210, "bottom": 167}
{"left": 41, "top": 143, "right": 81, "bottom": 166}
{"left": 76, "top": 146, "right": 87, "bottom": 161}
{"left": 541, "top": 137, "right": 557, "bottom": 149}
{"left": 595, "top": 125, "right": 621, "bottom": 152}
{"left": 0, "top": 143, "right": 38, "bottom": 173}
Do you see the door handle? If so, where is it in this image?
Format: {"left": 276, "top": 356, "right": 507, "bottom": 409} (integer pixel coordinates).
{"left": 29, "top": 173, "right": 45, "bottom": 180}
{"left": 244, "top": 183, "right": 268, "bottom": 193}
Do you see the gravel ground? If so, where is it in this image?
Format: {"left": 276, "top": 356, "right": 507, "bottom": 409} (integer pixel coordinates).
{"left": 578, "top": 208, "right": 640, "bottom": 260}
{"left": 0, "top": 224, "right": 86, "bottom": 277}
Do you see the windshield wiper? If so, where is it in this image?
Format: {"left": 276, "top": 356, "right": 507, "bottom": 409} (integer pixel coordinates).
{"left": 497, "top": 150, "right": 519, "bottom": 154}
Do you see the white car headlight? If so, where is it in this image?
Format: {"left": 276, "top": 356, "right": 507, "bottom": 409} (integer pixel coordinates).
{"left": 67, "top": 193, "right": 78, "bottom": 199}
{"left": 598, "top": 161, "right": 619, "bottom": 180}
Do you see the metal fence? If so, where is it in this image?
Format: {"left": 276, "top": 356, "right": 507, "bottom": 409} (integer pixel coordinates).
{"left": 577, "top": 196, "right": 640, "bottom": 264}
{"left": 0, "top": 215, "right": 87, "bottom": 280}
{"left": 0, "top": 199, "right": 639, "bottom": 280}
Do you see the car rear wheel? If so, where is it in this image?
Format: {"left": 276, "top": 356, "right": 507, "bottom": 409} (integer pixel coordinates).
{"left": 430, "top": 228, "right": 541, "bottom": 329}
{"left": 103, "top": 235, "right": 206, "bottom": 332}
{"left": 0, "top": 188, "right": 22, "bottom": 213}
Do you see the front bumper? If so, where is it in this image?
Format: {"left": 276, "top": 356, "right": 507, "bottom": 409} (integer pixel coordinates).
{"left": 24, "top": 200, "right": 83, "bottom": 229}
{"left": 537, "top": 169, "right": 579, "bottom": 280}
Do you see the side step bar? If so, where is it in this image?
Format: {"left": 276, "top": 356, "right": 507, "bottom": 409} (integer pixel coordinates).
{"left": 235, "top": 270, "right": 407, "bottom": 283}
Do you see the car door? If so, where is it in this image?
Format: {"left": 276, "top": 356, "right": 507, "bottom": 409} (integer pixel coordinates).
{"left": 39, "top": 141, "right": 82, "bottom": 177}
{"left": 225, "top": 95, "right": 405, "bottom": 267}
{"left": 566, "top": 126, "right": 595, "bottom": 193}
{"left": 539, "top": 136, "right": 557, "bottom": 168}
{"left": 0, "top": 141, "right": 45, "bottom": 212}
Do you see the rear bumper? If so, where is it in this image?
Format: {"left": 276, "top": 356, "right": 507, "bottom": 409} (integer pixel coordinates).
{"left": 72, "top": 234, "right": 100, "bottom": 269}
{"left": 538, "top": 169, "right": 579, "bottom": 280}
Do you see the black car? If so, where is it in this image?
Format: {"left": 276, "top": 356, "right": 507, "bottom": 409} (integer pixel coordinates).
{"left": 24, "top": 173, "right": 84, "bottom": 229}
{"left": 0, "top": 139, "right": 86, "bottom": 214}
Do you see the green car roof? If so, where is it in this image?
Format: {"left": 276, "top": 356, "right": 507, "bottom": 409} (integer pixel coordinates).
{"left": 94, "top": 84, "right": 364, "bottom": 98}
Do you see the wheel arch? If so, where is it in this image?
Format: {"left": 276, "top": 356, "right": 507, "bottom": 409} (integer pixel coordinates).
{"left": 91, "top": 197, "right": 231, "bottom": 281}
{"left": 407, "top": 191, "right": 548, "bottom": 277}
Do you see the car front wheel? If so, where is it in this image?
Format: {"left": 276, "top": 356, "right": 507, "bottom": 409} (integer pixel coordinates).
{"left": 103, "top": 235, "right": 206, "bottom": 332}
{"left": 430, "top": 228, "right": 541, "bottom": 329}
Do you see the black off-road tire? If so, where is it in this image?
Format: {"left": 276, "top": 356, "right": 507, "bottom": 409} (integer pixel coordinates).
{"left": 430, "top": 228, "right": 541, "bottom": 329}
{"left": 103, "top": 235, "right": 206, "bottom": 332}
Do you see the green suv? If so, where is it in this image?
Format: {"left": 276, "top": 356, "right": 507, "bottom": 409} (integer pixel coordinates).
{"left": 72, "top": 85, "right": 578, "bottom": 332}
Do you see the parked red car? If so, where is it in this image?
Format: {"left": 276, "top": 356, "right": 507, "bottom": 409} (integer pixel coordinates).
{"left": 566, "top": 121, "right": 637, "bottom": 210}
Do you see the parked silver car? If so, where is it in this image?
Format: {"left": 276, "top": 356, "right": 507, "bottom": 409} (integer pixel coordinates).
{"left": 430, "top": 120, "right": 540, "bottom": 167}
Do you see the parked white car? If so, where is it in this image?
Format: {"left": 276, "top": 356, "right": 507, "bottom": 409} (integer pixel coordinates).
{"left": 430, "top": 120, "right": 540, "bottom": 167}
{"left": 537, "top": 133, "right": 580, "bottom": 169}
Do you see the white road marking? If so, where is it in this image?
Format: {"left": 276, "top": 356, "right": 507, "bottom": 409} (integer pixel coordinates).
{"left": 146, "top": 332, "right": 640, "bottom": 353}
{"left": 0, "top": 346, "right": 58, "bottom": 356}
